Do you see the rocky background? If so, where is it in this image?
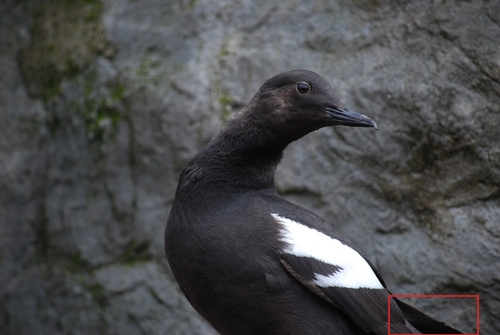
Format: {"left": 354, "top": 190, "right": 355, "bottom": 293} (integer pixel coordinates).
{"left": 1, "top": 0, "right": 499, "bottom": 334}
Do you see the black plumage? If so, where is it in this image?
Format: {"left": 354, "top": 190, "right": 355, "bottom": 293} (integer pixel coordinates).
{"left": 164, "top": 69, "right": 462, "bottom": 335}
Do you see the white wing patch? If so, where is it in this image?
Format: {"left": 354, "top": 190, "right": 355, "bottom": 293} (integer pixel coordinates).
{"left": 271, "top": 213, "right": 384, "bottom": 290}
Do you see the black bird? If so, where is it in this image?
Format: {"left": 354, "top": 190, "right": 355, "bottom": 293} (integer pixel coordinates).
{"left": 165, "top": 69, "right": 462, "bottom": 335}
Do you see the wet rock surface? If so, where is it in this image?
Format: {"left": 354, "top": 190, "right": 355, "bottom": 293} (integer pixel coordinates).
{"left": 1, "top": 0, "right": 498, "bottom": 334}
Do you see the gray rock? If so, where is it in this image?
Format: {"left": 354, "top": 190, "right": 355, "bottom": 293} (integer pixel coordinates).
{"left": 1, "top": 0, "right": 498, "bottom": 334}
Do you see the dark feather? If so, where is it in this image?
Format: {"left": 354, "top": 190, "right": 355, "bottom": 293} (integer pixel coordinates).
{"left": 395, "top": 298, "right": 463, "bottom": 334}
{"left": 279, "top": 253, "right": 413, "bottom": 334}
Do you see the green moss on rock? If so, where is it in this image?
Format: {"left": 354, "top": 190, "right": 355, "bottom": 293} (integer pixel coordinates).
{"left": 88, "top": 283, "right": 108, "bottom": 308}
{"left": 78, "top": 78, "right": 126, "bottom": 141}
{"left": 218, "top": 94, "right": 234, "bottom": 121}
{"left": 119, "top": 240, "right": 152, "bottom": 265}
{"left": 18, "top": 0, "right": 107, "bottom": 102}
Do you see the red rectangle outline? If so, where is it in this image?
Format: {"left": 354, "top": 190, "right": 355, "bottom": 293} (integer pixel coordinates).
{"left": 388, "top": 294, "right": 480, "bottom": 335}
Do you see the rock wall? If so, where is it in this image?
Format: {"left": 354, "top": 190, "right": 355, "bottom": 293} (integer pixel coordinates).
{"left": 1, "top": 0, "right": 499, "bottom": 334}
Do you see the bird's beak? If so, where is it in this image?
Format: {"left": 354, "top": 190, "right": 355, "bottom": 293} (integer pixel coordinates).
{"left": 325, "top": 107, "right": 378, "bottom": 130}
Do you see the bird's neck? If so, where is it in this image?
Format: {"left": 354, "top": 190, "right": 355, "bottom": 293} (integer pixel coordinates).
{"left": 188, "top": 117, "right": 288, "bottom": 192}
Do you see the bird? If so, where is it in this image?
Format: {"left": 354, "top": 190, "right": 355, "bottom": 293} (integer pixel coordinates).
{"left": 164, "top": 69, "right": 463, "bottom": 335}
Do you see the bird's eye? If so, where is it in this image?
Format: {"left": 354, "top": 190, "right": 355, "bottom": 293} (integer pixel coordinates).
{"left": 296, "top": 82, "right": 310, "bottom": 95}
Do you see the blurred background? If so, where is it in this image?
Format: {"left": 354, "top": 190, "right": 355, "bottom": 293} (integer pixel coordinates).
{"left": 1, "top": 0, "right": 499, "bottom": 334}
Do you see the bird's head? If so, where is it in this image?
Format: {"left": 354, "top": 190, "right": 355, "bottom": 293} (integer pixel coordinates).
{"left": 241, "top": 69, "right": 377, "bottom": 140}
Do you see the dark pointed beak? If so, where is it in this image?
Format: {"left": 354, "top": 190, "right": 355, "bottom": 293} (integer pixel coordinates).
{"left": 325, "top": 107, "right": 378, "bottom": 130}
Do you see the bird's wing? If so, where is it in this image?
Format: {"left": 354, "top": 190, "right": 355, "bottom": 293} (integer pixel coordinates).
{"left": 271, "top": 212, "right": 418, "bottom": 335}
{"left": 395, "top": 298, "right": 463, "bottom": 334}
